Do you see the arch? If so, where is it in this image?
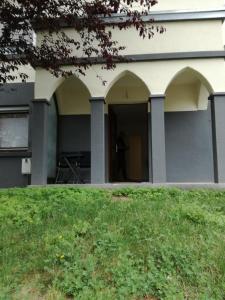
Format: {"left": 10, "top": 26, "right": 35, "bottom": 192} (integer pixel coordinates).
{"left": 46, "top": 75, "right": 93, "bottom": 184}
{"left": 106, "top": 69, "right": 150, "bottom": 182}
{"left": 164, "top": 67, "right": 213, "bottom": 112}
{"left": 165, "top": 67, "right": 214, "bottom": 94}
{"left": 35, "top": 69, "right": 92, "bottom": 102}
{"left": 105, "top": 70, "right": 151, "bottom": 99}
{"left": 55, "top": 75, "right": 92, "bottom": 115}
{"left": 53, "top": 75, "right": 91, "bottom": 101}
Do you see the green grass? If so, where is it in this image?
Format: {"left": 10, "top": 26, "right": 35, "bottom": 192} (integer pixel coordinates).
{"left": 0, "top": 187, "right": 225, "bottom": 299}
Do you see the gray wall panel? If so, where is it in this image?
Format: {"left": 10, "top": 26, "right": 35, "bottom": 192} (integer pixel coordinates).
{"left": 31, "top": 100, "right": 49, "bottom": 185}
{"left": 0, "top": 83, "right": 34, "bottom": 106}
{"left": 150, "top": 97, "right": 166, "bottom": 183}
{"left": 59, "top": 109, "right": 214, "bottom": 184}
{"left": 105, "top": 115, "right": 109, "bottom": 183}
{"left": 165, "top": 106, "right": 214, "bottom": 182}
{"left": 0, "top": 157, "right": 29, "bottom": 187}
{"left": 47, "top": 98, "right": 57, "bottom": 178}
{"left": 0, "top": 84, "right": 216, "bottom": 187}
{"left": 90, "top": 99, "right": 105, "bottom": 183}
{"left": 58, "top": 115, "right": 90, "bottom": 152}
{"left": 210, "top": 95, "right": 225, "bottom": 183}
{"left": 58, "top": 115, "right": 91, "bottom": 183}
{"left": 0, "top": 83, "right": 34, "bottom": 188}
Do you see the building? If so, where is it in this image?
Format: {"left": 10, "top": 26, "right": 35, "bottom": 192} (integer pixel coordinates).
{"left": 1, "top": 0, "right": 225, "bottom": 187}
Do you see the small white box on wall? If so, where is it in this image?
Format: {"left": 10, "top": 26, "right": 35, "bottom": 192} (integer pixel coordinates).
{"left": 21, "top": 158, "right": 31, "bottom": 175}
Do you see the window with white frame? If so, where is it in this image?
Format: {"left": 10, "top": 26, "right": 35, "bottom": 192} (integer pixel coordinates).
{"left": 0, "top": 107, "right": 29, "bottom": 150}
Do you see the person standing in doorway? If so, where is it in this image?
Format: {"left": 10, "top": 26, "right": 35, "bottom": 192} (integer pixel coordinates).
{"left": 116, "top": 131, "right": 128, "bottom": 181}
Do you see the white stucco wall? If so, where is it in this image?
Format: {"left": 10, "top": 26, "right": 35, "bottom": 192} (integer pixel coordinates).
{"left": 3, "top": 65, "right": 35, "bottom": 83}
{"left": 151, "top": 0, "right": 224, "bottom": 11}
{"left": 37, "top": 19, "right": 224, "bottom": 58}
{"left": 36, "top": 58, "right": 224, "bottom": 94}
{"left": 35, "top": 1, "right": 225, "bottom": 112}
{"left": 36, "top": 58, "right": 225, "bottom": 113}
{"left": 110, "top": 20, "right": 224, "bottom": 54}
{"left": 56, "top": 76, "right": 91, "bottom": 115}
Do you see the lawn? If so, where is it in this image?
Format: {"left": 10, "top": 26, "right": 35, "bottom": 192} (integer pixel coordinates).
{"left": 0, "top": 187, "right": 225, "bottom": 300}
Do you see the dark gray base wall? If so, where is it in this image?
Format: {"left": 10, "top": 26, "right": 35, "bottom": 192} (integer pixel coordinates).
{"left": 0, "top": 157, "right": 30, "bottom": 188}
{"left": 105, "top": 115, "right": 109, "bottom": 183}
{"left": 165, "top": 106, "right": 214, "bottom": 183}
{"left": 58, "top": 114, "right": 109, "bottom": 183}
{"left": 59, "top": 108, "right": 214, "bottom": 184}
{"left": 0, "top": 82, "right": 34, "bottom": 106}
{"left": 0, "top": 83, "right": 34, "bottom": 188}
{"left": 58, "top": 115, "right": 91, "bottom": 183}
{"left": 58, "top": 115, "right": 91, "bottom": 152}
{"left": 0, "top": 99, "right": 215, "bottom": 187}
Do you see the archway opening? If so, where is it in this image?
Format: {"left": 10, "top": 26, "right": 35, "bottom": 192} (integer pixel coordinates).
{"left": 47, "top": 76, "right": 92, "bottom": 184}
{"left": 164, "top": 67, "right": 214, "bottom": 183}
{"left": 165, "top": 67, "right": 212, "bottom": 112}
{"left": 106, "top": 71, "right": 150, "bottom": 182}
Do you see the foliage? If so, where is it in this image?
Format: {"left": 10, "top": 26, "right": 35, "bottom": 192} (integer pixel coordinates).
{"left": 0, "top": 187, "right": 225, "bottom": 299}
{"left": 0, "top": 0, "right": 164, "bottom": 84}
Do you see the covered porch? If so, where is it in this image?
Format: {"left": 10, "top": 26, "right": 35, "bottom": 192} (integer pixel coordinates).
{"left": 31, "top": 61, "right": 225, "bottom": 185}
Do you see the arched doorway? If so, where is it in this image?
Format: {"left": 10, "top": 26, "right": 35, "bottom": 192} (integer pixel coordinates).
{"left": 106, "top": 71, "right": 150, "bottom": 182}
{"left": 165, "top": 67, "right": 214, "bottom": 182}
{"left": 47, "top": 76, "right": 92, "bottom": 184}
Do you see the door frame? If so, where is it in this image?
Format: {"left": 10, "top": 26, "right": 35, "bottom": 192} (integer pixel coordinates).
{"left": 108, "top": 103, "right": 149, "bottom": 182}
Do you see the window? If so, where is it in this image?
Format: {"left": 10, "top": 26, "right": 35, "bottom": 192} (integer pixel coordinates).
{"left": 0, "top": 109, "right": 29, "bottom": 150}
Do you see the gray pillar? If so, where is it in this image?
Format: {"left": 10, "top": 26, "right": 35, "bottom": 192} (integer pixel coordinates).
{"left": 90, "top": 97, "right": 105, "bottom": 184}
{"left": 105, "top": 114, "right": 109, "bottom": 183}
{"left": 31, "top": 99, "right": 49, "bottom": 185}
{"left": 148, "top": 111, "right": 152, "bottom": 182}
{"left": 149, "top": 95, "right": 166, "bottom": 183}
{"left": 210, "top": 93, "right": 225, "bottom": 183}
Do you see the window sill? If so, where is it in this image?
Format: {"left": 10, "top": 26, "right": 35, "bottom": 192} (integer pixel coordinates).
{"left": 0, "top": 149, "right": 31, "bottom": 158}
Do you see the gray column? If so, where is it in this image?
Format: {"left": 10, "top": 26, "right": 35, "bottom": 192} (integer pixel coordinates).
{"left": 105, "top": 114, "right": 109, "bottom": 183}
{"left": 90, "top": 97, "right": 105, "bottom": 184}
{"left": 31, "top": 99, "right": 49, "bottom": 185}
{"left": 210, "top": 93, "right": 225, "bottom": 183}
{"left": 149, "top": 95, "right": 166, "bottom": 183}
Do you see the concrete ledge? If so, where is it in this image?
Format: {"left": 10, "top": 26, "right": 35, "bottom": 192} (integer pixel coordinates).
{"left": 50, "top": 51, "right": 225, "bottom": 67}
{"left": 102, "top": 9, "right": 225, "bottom": 23}
{"left": 29, "top": 182, "right": 225, "bottom": 190}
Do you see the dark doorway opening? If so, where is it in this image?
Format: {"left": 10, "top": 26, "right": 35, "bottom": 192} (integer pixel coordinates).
{"left": 108, "top": 103, "right": 148, "bottom": 182}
